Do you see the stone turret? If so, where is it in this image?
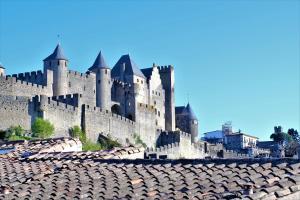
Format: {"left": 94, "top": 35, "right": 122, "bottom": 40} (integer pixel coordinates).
{"left": 0, "top": 63, "right": 5, "bottom": 76}
{"left": 185, "top": 103, "right": 199, "bottom": 143}
{"left": 175, "top": 103, "right": 199, "bottom": 143}
{"left": 88, "top": 51, "right": 111, "bottom": 110}
{"left": 43, "top": 44, "right": 68, "bottom": 96}
{"left": 159, "top": 65, "right": 176, "bottom": 131}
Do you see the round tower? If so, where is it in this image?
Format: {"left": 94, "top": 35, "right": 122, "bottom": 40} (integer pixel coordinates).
{"left": 88, "top": 51, "right": 111, "bottom": 111}
{"left": 43, "top": 44, "right": 68, "bottom": 96}
{"left": 0, "top": 63, "right": 5, "bottom": 77}
{"left": 186, "top": 103, "right": 199, "bottom": 143}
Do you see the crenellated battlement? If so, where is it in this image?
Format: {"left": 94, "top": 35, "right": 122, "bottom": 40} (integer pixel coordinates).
{"left": 11, "top": 70, "right": 43, "bottom": 83}
{"left": 177, "top": 130, "right": 192, "bottom": 139}
{"left": 157, "top": 65, "right": 173, "bottom": 73}
{"left": 1, "top": 75, "right": 46, "bottom": 88}
{"left": 68, "top": 70, "right": 94, "bottom": 79}
{"left": 147, "top": 142, "right": 180, "bottom": 153}
{"left": 85, "top": 104, "right": 135, "bottom": 124}
{"left": 33, "top": 95, "right": 78, "bottom": 112}
{"left": 51, "top": 93, "right": 82, "bottom": 107}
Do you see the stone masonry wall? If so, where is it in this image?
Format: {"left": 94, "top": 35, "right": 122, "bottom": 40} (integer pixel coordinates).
{"left": 38, "top": 96, "right": 81, "bottom": 137}
{"left": 67, "top": 70, "right": 96, "bottom": 106}
{"left": 0, "top": 76, "right": 51, "bottom": 97}
{"left": 83, "top": 105, "right": 136, "bottom": 145}
{"left": 0, "top": 95, "right": 36, "bottom": 131}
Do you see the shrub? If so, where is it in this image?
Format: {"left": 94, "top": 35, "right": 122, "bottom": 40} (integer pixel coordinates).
{"left": 98, "top": 135, "right": 121, "bottom": 149}
{"left": 31, "top": 118, "right": 54, "bottom": 139}
{"left": 7, "top": 135, "right": 31, "bottom": 141}
{"left": 69, "top": 125, "right": 86, "bottom": 143}
{"left": 6, "top": 125, "right": 24, "bottom": 137}
{"left": 4, "top": 125, "right": 31, "bottom": 141}
{"left": 133, "top": 133, "right": 147, "bottom": 148}
{"left": 82, "top": 140, "right": 103, "bottom": 151}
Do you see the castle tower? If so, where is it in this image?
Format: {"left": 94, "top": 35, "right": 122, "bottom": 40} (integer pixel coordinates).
{"left": 185, "top": 103, "right": 199, "bottom": 143}
{"left": 159, "top": 65, "right": 176, "bottom": 131}
{"left": 175, "top": 103, "right": 199, "bottom": 143}
{"left": 43, "top": 44, "right": 68, "bottom": 96}
{"left": 88, "top": 51, "right": 111, "bottom": 110}
{"left": 0, "top": 63, "right": 5, "bottom": 76}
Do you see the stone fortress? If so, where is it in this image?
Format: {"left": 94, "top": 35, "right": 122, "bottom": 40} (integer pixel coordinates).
{"left": 0, "top": 44, "right": 206, "bottom": 158}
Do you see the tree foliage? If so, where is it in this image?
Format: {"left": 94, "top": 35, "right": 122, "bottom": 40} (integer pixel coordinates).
{"left": 98, "top": 134, "right": 121, "bottom": 149}
{"left": 69, "top": 125, "right": 86, "bottom": 143}
{"left": 31, "top": 118, "right": 54, "bottom": 139}
{"left": 270, "top": 126, "right": 292, "bottom": 144}
{"left": 5, "top": 125, "right": 31, "bottom": 141}
{"left": 287, "top": 128, "right": 299, "bottom": 143}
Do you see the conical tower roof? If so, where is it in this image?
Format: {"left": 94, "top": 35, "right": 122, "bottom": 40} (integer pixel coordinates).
{"left": 88, "top": 51, "right": 109, "bottom": 71}
{"left": 184, "top": 103, "right": 198, "bottom": 120}
{"left": 43, "top": 44, "right": 68, "bottom": 61}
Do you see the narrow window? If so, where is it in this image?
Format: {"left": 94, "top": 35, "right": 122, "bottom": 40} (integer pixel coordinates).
{"left": 105, "top": 69, "right": 107, "bottom": 74}
{"left": 98, "top": 80, "right": 101, "bottom": 84}
{"left": 137, "top": 79, "right": 139, "bottom": 83}
{"left": 57, "top": 60, "right": 60, "bottom": 65}
{"left": 68, "top": 82, "right": 71, "bottom": 87}
{"left": 83, "top": 86, "right": 86, "bottom": 91}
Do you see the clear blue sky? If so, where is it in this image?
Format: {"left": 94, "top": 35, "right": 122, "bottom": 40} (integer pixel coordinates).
{"left": 0, "top": 0, "right": 299, "bottom": 140}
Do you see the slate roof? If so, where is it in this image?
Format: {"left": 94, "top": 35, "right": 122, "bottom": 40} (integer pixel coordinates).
{"left": 141, "top": 67, "right": 153, "bottom": 80}
{"left": 88, "top": 51, "right": 109, "bottom": 71}
{"left": 43, "top": 44, "right": 68, "bottom": 61}
{"left": 1, "top": 156, "right": 300, "bottom": 199}
{"left": 176, "top": 104, "right": 198, "bottom": 120}
{"left": 175, "top": 106, "right": 185, "bottom": 115}
{"left": 112, "top": 54, "right": 146, "bottom": 79}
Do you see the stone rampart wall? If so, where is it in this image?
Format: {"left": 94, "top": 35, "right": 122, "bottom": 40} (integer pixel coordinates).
{"left": 0, "top": 95, "right": 36, "bottom": 131}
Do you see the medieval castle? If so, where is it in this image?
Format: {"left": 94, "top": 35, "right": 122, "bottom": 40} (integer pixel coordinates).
{"left": 0, "top": 44, "right": 200, "bottom": 155}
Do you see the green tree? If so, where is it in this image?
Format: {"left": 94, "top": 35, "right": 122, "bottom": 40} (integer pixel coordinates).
{"left": 31, "top": 118, "right": 54, "bottom": 139}
{"left": 270, "top": 126, "right": 293, "bottom": 144}
{"left": 288, "top": 128, "right": 299, "bottom": 143}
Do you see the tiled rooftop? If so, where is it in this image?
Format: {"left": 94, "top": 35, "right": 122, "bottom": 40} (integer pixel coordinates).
{"left": 0, "top": 137, "right": 82, "bottom": 158}
{"left": 0, "top": 138, "right": 299, "bottom": 199}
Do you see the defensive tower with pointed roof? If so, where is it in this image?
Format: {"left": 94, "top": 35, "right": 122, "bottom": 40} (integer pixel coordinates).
{"left": 89, "top": 51, "right": 111, "bottom": 110}
{"left": 0, "top": 43, "right": 200, "bottom": 151}
{"left": 43, "top": 44, "right": 69, "bottom": 96}
{"left": 175, "top": 103, "right": 199, "bottom": 143}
